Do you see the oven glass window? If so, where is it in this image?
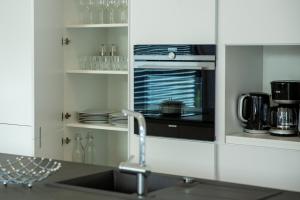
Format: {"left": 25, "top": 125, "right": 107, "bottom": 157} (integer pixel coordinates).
{"left": 134, "top": 69, "right": 215, "bottom": 116}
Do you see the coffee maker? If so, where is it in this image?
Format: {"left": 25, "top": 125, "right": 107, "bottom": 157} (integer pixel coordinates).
{"left": 270, "top": 81, "right": 300, "bottom": 136}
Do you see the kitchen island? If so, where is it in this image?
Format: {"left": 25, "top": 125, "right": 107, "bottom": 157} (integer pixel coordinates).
{"left": 0, "top": 154, "right": 299, "bottom": 200}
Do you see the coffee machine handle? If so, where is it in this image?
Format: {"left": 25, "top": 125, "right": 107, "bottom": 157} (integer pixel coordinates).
{"left": 238, "top": 94, "right": 249, "bottom": 123}
{"left": 298, "top": 107, "right": 300, "bottom": 133}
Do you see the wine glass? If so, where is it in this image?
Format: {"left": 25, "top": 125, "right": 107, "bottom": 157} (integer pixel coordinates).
{"left": 120, "top": 0, "right": 128, "bottom": 23}
{"left": 86, "top": 0, "right": 96, "bottom": 24}
{"left": 106, "top": 0, "right": 116, "bottom": 24}
{"left": 79, "top": 0, "right": 88, "bottom": 24}
{"left": 95, "top": 0, "right": 105, "bottom": 24}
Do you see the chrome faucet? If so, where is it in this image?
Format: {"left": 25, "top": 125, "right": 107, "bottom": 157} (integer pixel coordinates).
{"left": 118, "top": 109, "right": 150, "bottom": 197}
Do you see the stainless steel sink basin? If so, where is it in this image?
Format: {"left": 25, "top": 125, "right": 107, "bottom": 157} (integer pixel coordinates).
{"left": 56, "top": 169, "right": 182, "bottom": 195}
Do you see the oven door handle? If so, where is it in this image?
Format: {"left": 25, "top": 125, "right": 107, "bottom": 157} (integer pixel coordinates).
{"left": 134, "top": 61, "right": 215, "bottom": 70}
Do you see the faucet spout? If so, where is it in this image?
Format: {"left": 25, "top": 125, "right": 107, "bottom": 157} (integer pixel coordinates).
{"left": 119, "top": 109, "right": 149, "bottom": 197}
{"left": 122, "top": 109, "right": 146, "bottom": 166}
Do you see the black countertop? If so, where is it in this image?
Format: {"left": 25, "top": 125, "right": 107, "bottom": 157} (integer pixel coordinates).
{"left": 0, "top": 154, "right": 298, "bottom": 200}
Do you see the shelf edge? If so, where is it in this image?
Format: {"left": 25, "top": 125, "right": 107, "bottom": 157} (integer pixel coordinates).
{"left": 226, "top": 133, "right": 300, "bottom": 151}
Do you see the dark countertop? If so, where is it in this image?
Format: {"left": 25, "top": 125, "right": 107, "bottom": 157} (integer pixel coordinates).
{"left": 0, "top": 154, "right": 299, "bottom": 200}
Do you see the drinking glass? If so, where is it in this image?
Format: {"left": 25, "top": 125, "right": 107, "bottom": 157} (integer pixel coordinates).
{"left": 79, "top": 56, "right": 89, "bottom": 70}
{"left": 87, "top": 0, "right": 96, "bottom": 24}
{"left": 111, "top": 56, "right": 120, "bottom": 70}
{"left": 96, "top": 56, "right": 103, "bottom": 70}
{"left": 95, "top": 0, "right": 105, "bottom": 24}
{"left": 120, "top": 56, "right": 128, "bottom": 70}
{"left": 119, "top": 0, "right": 128, "bottom": 23}
{"left": 106, "top": 0, "right": 116, "bottom": 24}
{"left": 103, "top": 56, "right": 111, "bottom": 70}
{"left": 79, "top": 0, "right": 88, "bottom": 24}
{"left": 91, "top": 56, "right": 98, "bottom": 70}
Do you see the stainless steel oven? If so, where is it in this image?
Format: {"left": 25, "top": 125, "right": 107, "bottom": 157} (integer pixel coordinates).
{"left": 133, "top": 45, "right": 216, "bottom": 141}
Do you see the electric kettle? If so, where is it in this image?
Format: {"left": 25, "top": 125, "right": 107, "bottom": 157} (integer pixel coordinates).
{"left": 238, "top": 93, "right": 271, "bottom": 133}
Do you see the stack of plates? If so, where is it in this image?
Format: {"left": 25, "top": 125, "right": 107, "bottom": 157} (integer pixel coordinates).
{"left": 77, "top": 110, "right": 110, "bottom": 124}
{"left": 109, "top": 113, "right": 128, "bottom": 127}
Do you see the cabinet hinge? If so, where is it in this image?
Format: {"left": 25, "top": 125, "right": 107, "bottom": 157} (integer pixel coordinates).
{"left": 62, "top": 112, "right": 72, "bottom": 121}
{"left": 62, "top": 137, "right": 71, "bottom": 146}
{"left": 62, "top": 37, "right": 71, "bottom": 46}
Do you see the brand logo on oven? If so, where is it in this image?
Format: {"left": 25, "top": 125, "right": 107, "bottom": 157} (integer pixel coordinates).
{"left": 168, "top": 47, "right": 177, "bottom": 52}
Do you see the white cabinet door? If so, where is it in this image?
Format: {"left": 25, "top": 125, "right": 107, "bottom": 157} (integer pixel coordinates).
{"left": 219, "top": 0, "right": 300, "bottom": 44}
{"left": 131, "top": 0, "right": 216, "bottom": 44}
{"left": 0, "top": 124, "right": 34, "bottom": 156}
{"left": 130, "top": 135, "right": 216, "bottom": 179}
{"left": 34, "top": 0, "right": 64, "bottom": 160}
{"left": 0, "top": 0, "right": 34, "bottom": 126}
{"left": 218, "top": 144, "right": 300, "bottom": 192}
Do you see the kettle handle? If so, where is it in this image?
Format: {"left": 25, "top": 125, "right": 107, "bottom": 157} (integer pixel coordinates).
{"left": 238, "top": 94, "right": 249, "bottom": 123}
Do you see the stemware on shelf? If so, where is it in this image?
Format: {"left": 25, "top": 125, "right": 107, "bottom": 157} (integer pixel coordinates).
{"left": 78, "top": 0, "right": 128, "bottom": 24}
{"left": 119, "top": 0, "right": 128, "bottom": 23}
{"left": 95, "top": 0, "right": 105, "bottom": 24}
{"left": 77, "top": 43, "right": 127, "bottom": 71}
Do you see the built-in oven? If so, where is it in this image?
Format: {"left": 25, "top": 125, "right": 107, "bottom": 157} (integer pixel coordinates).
{"left": 133, "top": 45, "right": 216, "bottom": 141}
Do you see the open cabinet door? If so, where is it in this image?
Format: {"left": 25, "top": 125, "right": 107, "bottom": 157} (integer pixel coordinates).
{"left": 34, "top": 0, "right": 64, "bottom": 160}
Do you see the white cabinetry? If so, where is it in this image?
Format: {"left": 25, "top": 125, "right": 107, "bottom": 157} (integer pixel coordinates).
{"left": 0, "top": 0, "right": 64, "bottom": 157}
{"left": 62, "top": 0, "right": 129, "bottom": 166}
{"left": 219, "top": 0, "right": 300, "bottom": 44}
{"left": 217, "top": 0, "right": 300, "bottom": 189}
{"left": 0, "top": 0, "right": 34, "bottom": 126}
{"left": 0, "top": 124, "right": 34, "bottom": 156}
{"left": 131, "top": 0, "right": 216, "bottom": 44}
{"left": 130, "top": 135, "right": 216, "bottom": 180}
{"left": 218, "top": 144, "right": 300, "bottom": 192}
{"left": 0, "top": 0, "right": 129, "bottom": 163}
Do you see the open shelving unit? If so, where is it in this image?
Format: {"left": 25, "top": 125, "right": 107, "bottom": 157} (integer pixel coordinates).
{"left": 66, "top": 122, "right": 128, "bottom": 132}
{"left": 63, "top": 0, "right": 129, "bottom": 167}
{"left": 66, "top": 23, "right": 128, "bottom": 28}
{"left": 224, "top": 45, "right": 300, "bottom": 150}
{"left": 226, "top": 132, "right": 300, "bottom": 151}
{"left": 66, "top": 69, "right": 128, "bottom": 75}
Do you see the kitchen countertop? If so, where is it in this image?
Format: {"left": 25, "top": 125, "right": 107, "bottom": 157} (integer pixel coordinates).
{"left": 0, "top": 154, "right": 299, "bottom": 200}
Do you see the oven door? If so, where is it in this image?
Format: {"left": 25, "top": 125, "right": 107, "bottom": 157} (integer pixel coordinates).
{"left": 134, "top": 67, "right": 215, "bottom": 141}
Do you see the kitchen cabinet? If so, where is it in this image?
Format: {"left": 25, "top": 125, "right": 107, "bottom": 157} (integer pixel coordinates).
{"left": 62, "top": 0, "right": 130, "bottom": 166}
{"left": 216, "top": 0, "right": 300, "bottom": 192}
{"left": 219, "top": 0, "right": 300, "bottom": 44}
{"left": 0, "top": 0, "right": 129, "bottom": 165}
{"left": 130, "top": 135, "right": 216, "bottom": 180}
{"left": 130, "top": 0, "right": 216, "bottom": 44}
{"left": 0, "top": 124, "right": 34, "bottom": 156}
{"left": 0, "top": 0, "right": 63, "bottom": 157}
{"left": 0, "top": 0, "right": 34, "bottom": 126}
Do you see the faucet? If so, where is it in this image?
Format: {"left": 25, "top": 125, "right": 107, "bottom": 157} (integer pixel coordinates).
{"left": 118, "top": 109, "right": 150, "bottom": 197}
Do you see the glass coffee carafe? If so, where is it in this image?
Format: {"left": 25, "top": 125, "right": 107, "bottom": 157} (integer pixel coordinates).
{"left": 270, "top": 105, "right": 299, "bottom": 136}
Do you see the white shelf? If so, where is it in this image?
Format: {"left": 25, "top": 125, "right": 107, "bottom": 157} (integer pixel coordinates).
{"left": 66, "top": 122, "right": 128, "bottom": 132}
{"left": 226, "top": 132, "right": 300, "bottom": 151}
{"left": 66, "top": 70, "right": 128, "bottom": 75}
{"left": 65, "top": 23, "right": 128, "bottom": 28}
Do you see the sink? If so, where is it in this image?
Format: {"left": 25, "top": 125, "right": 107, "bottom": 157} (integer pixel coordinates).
{"left": 56, "top": 169, "right": 182, "bottom": 195}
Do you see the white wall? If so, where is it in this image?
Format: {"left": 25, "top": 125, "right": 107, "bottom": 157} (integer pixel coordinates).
{"left": 262, "top": 46, "right": 300, "bottom": 93}
{"left": 225, "top": 46, "right": 263, "bottom": 134}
